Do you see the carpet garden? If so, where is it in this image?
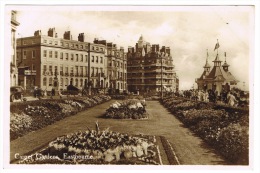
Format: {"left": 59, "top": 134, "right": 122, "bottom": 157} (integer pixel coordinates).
{"left": 10, "top": 95, "right": 111, "bottom": 141}
{"left": 161, "top": 97, "right": 249, "bottom": 165}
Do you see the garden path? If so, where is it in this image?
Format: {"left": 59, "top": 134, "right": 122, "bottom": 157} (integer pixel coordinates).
{"left": 10, "top": 100, "right": 227, "bottom": 165}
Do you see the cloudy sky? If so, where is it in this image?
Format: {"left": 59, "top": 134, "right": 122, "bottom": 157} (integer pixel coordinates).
{"left": 9, "top": 5, "right": 253, "bottom": 90}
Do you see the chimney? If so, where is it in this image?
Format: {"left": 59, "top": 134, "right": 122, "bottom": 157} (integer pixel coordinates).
{"left": 165, "top": 47, "right": 171, "bottom": 55}
{"left": 107, "top": 42, "right": 112, "bottom": 48}
{"left": 128, "top": 46, "right": 135, "bottom": 53}
{"left": 160, "top": 46, "right": 166, "bottom": 53}
{"left": 93, "top": 38, "right": 98, "bottom": 44}
{"left": 34, "top": 30, "right": 41, "bottom": 36}
{"left": 63, "top": 31, "right": 71, "bottom": 40}
{"left": 78, "top": 33, "right": 85, "bottom": 42}
{"left": 151, "top": 44, "right": 160, "bottom": 52}
{"left": 48, "top": 28, "right": 56, "bottom": 37}
{"left": 128, "top": 46, "right": 132, "bottom": 53}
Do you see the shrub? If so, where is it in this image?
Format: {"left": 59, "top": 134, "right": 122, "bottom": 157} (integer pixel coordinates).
{"left": 10, "top": 95, "right": 111, "bottom": 140}
{"left": 183, "top": 109, "right": 227, "bottom": 127}
{"left": 161, "top": 97, "right": 249, "bottom": 165}
{"left": 217, "top": 123, "right": 249, "bottom": 164}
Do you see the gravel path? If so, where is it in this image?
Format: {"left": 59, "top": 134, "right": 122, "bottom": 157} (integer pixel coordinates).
{"left": 10, "top": 100, "right": 227, "bottom": 165}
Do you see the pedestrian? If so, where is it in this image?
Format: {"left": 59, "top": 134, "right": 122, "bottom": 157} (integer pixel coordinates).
{"left": 204, "top": 91, "right": 209, "bottom": 102}
{"left": 33, "top": 86, "right": 38, "bottom": 98}
{"left": 51, "top": 88, "right": 55, "bottom": 96}
{"left": 44, "top": 89, "right": 47, "bottom": 97}
{"left": 58, "top": 90, "right": 62, "bottom": 99}
{"left": 227, "top": 92, "right": 237, "bottom": 107}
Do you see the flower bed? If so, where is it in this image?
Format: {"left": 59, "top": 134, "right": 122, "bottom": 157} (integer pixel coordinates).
{"left": 104, "top": 99, "right": 147, "bottom": 119}
{"left": 10, "top": 95, "right": 111, "bottom": 141}
{"left": 17, "top": 123, "right": 161, "bottom": 165}
{"left": 10, "top": 112, "right": 33, "bottom": 140}
{"left": 110, "top": 95, "right": 127, "bottom": 100}
{"left": 161, "top": 97, "right": 249, "bottom": 165}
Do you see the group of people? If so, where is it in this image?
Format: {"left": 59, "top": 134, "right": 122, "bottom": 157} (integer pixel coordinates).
{"left": 176, "top": 89, "right": 239, "bottom": 107}
{"left": 33, "top": 87, "right": 57, "bottom": 99}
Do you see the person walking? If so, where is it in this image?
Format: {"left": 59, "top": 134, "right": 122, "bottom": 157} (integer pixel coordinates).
{"left": 44, "top": 89, "right": 47, "bottom": 98}
{"left": 227, "top": 92, "right": 237, "bottom": 107}
{"left": 33, "top": 86, "right": 38, "bottom": 98}
{"left": 51, "top": 88, "right": 55, "bottom": 96}
{"left": 204, "top": 91, "right": 209, "bottom": 102}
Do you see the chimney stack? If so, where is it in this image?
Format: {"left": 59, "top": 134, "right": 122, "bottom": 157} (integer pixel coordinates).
{"left": 48, "top": 28, "right": 56, "bottom": 38}
{"left": 78, "top": 33, "right": 85, "bottom": 42}
{"left": 64, "top": 31, "right": 71, "bottom": 40}
{"left": 34, "top": 30, "right": 42, "bottom": 36}
{"left": 152, "top": 44, "right": 160, "bottom": 52}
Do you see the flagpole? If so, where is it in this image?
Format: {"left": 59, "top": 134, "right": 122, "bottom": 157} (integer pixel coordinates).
{"left": 207, "top": 49, "right": 208, "bottom": 60}
{"left": 217, "top": 39, "right": 219, "bottom": 54}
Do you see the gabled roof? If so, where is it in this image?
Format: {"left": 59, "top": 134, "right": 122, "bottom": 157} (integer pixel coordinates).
{"left": 198, "top": 71, "right": 208, "bottom": 80}
{"left": 206, "top": 66, "right": 238, "bottom": 82}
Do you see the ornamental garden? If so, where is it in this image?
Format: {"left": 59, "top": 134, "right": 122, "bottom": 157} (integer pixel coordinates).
{"left": 10, "top": 95, "right": 249, "bottom": 165}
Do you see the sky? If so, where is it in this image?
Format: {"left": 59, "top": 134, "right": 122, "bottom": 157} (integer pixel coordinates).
{"left": 9, "top": 5, "right": 253, "bottom": 90}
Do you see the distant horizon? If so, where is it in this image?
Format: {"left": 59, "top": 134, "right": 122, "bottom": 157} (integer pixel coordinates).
{"left": 7, "top": 5, "right": 253, "bottom": 91}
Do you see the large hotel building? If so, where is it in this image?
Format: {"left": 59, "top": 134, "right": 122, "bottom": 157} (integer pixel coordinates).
{"left": 16, "top": 28, "right": 127, "bottom": 92}
{"left": 127, "top": 35, "right": 178, "bottom": 94}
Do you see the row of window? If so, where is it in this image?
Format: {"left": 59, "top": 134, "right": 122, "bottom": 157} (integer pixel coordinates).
{"left": 17, "top": 50, "right": 36, "bottom": 59}
{"left": 43, "top": 77, "right": 85, "bottom": 87}
{"left": 107, "top": 50, "right": 125, "bottom": 57}
{"left": 108, "top": 60, "right": 126, "bottom": 69}
{"left": 43, "top": 39, "right": 105, "bottom": 52}
{"left": 128, "top": 59, "right": 172, "bottom": 65}
{"left": 43, "top": 50, "right": 104, "bottom": 64}
{"left": 21, "top": 39, "right": 101, "bottom": 52}
{"left": 43, "top": 65, "right": 105, "bottom": 76}
{"left": 108, "top": 71, "right": 127, "bottom": 79}
{"left": 43, "top": 77, "right": 127, "bottom": 89}
{"left": 18, "top": 50, "right": 127, "bottom": 67}
{"left": 19, "top": 40, "right": 36, "bottom": 45}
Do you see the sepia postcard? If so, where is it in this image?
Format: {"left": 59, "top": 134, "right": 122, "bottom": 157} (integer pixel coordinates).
{"left": 1, "top": 1, "right": 259, "bottom": 173}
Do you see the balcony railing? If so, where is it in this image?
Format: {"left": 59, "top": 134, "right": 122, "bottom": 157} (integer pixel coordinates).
{"left": 91, "top": 73, "right": 98, "bottom": 78}
{"left": 110, "top": 76, "right": 117, "bottom": 80}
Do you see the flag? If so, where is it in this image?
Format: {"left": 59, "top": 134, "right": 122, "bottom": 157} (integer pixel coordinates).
{"left": 207, "top": 49, "right": 209, "bottom": 57}
{"left": 214, "top": 42, "right": 220, "bottom": 51}
{"left": 224, "top": 52, "right": 226, "bottom": 57}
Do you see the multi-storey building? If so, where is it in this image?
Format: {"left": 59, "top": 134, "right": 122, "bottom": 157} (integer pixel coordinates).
{"left": 16, "top": 28, "right": 107, "bottom": 92}
{"left": 127, "top": 35, "right": 178, "bottom": 94}
{"left": 10, "top": 10, "right": 20, "bottom": 86}
{"left": 94, "top": 39, "right": 127, "bottom": 92}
